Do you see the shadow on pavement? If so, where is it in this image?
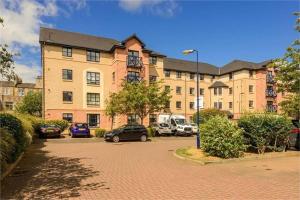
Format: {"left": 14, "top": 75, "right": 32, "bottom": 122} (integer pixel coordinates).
{"left": 1, "top": 138, "right": 104, "bottom": 199}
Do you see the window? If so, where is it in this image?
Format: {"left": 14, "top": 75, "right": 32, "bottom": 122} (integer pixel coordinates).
{"left": 18, "top": 88, "right": 25, "bottom": 96}
{"left": 214, "top": 88, "right": 218, "bottom": 95}
{"left": 249, "top": 85, "right": 254, "bottom": 93}
{"left": 229, "top": 73, "right": 233, "bottom": 80}
{"left": 127, "top": 71, "right": 140, "bottom": 82}
{"left": 189, "top": 87, "right": 195, "bottom": 95}
{"left": 249, "top": 100, "right": 254, "bottom": 108}
{"left": 127, "top": 114, "right": 139, "bottom": 124}
{"left": 164, "top": 70, "right": 170, "bottom": 77}
{"left": 176, "top": 101, "right": 181, "bottom": 109}
{"left": 87, "top": 72, "right": 100, "bottom": 85}
{"left": 200, "top": 88, "right": 204, "bottom": 96}
{"left": 87, "top": 50, "right": 100, "bottom": 62}
{"left": 176, "top": 86, "right": 181, "bottom": 94}
{"left": 149, "top": 75, "right": 157, "bottom": 83}
{"left": 190, "top": 73, "right": 195, "bottom": 80}
{"left": 149, "top": 56, "right": 157, "bottom": 65}
{"left": 87, "top": 93, "right": 100, "bottom": 106}
{"left": 249, "top": 70, "right": 253, "bottom": 78}
{"left": 214, "top": 102, "right": 218, "bottom": 109}
{"left": 190, "top": 102, "right": 194, "bottom": 109}
{"left": 87, "top": 114, "right": 100, "bottom": 127}
{"left": 214, "top": 102, "right": 222, "bottom": 109}
{"left": 176, "top": 71, "right": 181, "bottom": 78}
{"left": 229, "top": 102, "right": 233, "bottom": 109}
{"left": 62, "top": 69, "right": 72, "bottom": 80}
{"left": 128, "top": 50, "right": 139, "bottom": 57}
{"left": 3, "top": 87, "right": 10, "bottom": 95}
{"left": 214, "top": 87, "right": 222, "bottom": 95}
{"left": 63, "top": 113, "right": 73, "bottom": 122}
{"left": 5, "top": 102, "right": 13, "bottom": 110}
{"left": 229, "top": 87, "right": 233, "bottom": 95}
{"left": 219, "top": 102, "right": 222, "bottom": 109}
{"left": 62, "top": 47, "right": 72, "bottom": 57}
{"left": 149, "top": 114, "right": 157, "bottom": 124}
{"left": 63, "top": 91, "right": 73, "bottom": 102}
{"left": 200, "top": 74, "right": 204, "bottom": 80}
{"left": 218, "top": 88, "right": 222, "bottom": 95}
{"left": 165, "top": 85, "right": 170, "bottom": 91}
{"left": 112, "top": 72, "right": 115, "bottom": 82}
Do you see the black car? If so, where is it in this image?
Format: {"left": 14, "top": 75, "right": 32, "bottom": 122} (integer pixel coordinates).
{"left": 104, "top": 124, "right": 148, "bottom": 143}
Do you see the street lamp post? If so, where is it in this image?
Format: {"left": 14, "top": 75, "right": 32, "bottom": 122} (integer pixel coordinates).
{"left": 183, "top": 49, "right": 200, "bottom": 149}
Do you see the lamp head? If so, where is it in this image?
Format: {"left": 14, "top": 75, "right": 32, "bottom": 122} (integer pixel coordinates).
{"left": 182, "top": 49, "right": 195, "bottom": 55}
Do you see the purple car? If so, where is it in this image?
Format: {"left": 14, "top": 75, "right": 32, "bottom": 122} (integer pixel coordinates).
{"left": 69, "top": 123, "right": 90, "bottom": 138}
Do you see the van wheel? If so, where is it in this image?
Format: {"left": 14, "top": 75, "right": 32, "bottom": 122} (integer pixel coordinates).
{"left": 113, "top": 135, "right": 120, "bottom": 143}
{"left": 140, "top": 135, "right": 147, "bottom": 142}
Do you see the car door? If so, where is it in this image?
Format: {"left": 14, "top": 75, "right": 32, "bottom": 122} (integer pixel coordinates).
{"left": 121, "top": 125, "right": 133, "bottom": 140}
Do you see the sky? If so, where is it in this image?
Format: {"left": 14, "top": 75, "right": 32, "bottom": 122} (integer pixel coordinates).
{"left": 0, "top": 0, "right": 299, "bottom": 82}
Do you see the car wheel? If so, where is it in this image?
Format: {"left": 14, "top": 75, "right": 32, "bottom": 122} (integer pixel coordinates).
{"left": 112, "top": 135, "right": 120, "bottom": 143}
{"left": 140, "top": 135, "right": 147, "bottom": 142}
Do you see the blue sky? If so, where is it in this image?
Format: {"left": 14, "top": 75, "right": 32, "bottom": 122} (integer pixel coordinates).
{"left": 0, "top": 0, "right": 298, "bottom": 82}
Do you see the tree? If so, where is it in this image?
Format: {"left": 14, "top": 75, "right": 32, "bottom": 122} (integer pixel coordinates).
{"left": 192, "top": 108, "right": 228, "bottom": 124}
{"left": 269, "top": 12, "right": 300, "bottom": 119}
{"left": 110, "top": 80, "right": 171, "bottom": 125}
{"left": 0, "top": 17, "right": 17, "bottom": 81}
{"left": 105, "top": 93, "right": 121, "bottom": 130}
{"left": 15, "top": 91, "right": 42, "bottom": 117}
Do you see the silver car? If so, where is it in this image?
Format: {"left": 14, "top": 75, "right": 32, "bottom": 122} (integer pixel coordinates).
{"left": 151, "top": 123, "right": 172, "bottom": 136}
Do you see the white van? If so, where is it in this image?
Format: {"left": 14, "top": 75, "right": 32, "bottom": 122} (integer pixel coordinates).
{"left": 158, "top": 114, "right": 193, "bottom": 136}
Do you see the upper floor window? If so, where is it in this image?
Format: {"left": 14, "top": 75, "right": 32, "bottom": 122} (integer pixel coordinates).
{"left": 3, "top": 87, "right": 11, "bottom": 95}
{"left": 229, "top": 87, "right": 233, "bottom": 95}
{"left": 200, "top": 74, "right": 204, "bottom": 80}
{"left": 214, "top": 102, "right": 222, "bottom": 109}
{"left": 164, "top": 70, "right": 171, "bottom": 77}
{"left": 128, "top": 50, "right": 139, "bottom": 57}
{"left": 190, "top": 73, "right": 195, "bottom": 80}
{"left": 62, "top": 113, "right": 73, "bottom": 123}
{"left": 87, "top": 72, "right": 100, "bottom": 85}
{"left": 176, "top": 71, "right": 181, "bottom": 78}
{"left": 229, "top": 73, "right": 233, "bottom": 80}
{"left": 149, "top": 56, "right": 157, "bottom": 65}
{"left": 5, "top": 102, "right": 13, "bottom": 110}
{"left": 214, "top": 87, "right": 222, "bottom": 95}
{"left": 229, "top": 102, "right": 233, "bottom": 109}
{"left": 87, "top": 50, "right": 100, "bottom": 62}
{"left": 189, "top": 102, "right": 194, "bottom": 109}
{"left": 63, "top": 91, "right": 73, "bottom": 102}
{"left": 62, "top": 69, "right": 72, "bottom": 81}
{"left": 176, "top": 101, "right": 182, "bottom": 109}
{"left": 200, "top": 88, "right": 204, "bottom": 96}
{"left": 127, "top": 71, "right": 140, "bottom": 82}
{"left": 249, "top": 100, "right": 254, "bottom": 108}
{"left": 149, "top": 75, "right": 157, "bottom": 83}
{"left": 87, "top": 93, "right": 100, "bottom": 106}
{"left": 249, "top": 85, "right": 254, "bottom": 93}
{"left": 18, "top": 88, "right": 25, "bottom": 96}
{"left": 62, "top": 47, "right": 72, "bottom": 57}
{"left": 218, "top": 88, "right": 222, "bottom": 95}
{"left": 249, "top": 70, "right": 253, "bottom": 78}
{"left": 189, "top": 87, "right": 195, "bottom": 95}
{"left": 176, "top": 86, "right": 181, "bottom": 94}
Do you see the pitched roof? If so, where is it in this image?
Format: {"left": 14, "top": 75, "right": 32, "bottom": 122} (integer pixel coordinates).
{"left": 0, "top": 81, "right": 14, "bottom": 87}
{"left": 208, "top": 81, "right": 229, "bottom": 88}
{"left": 17, "top": 83, "right": 36, "bottom": 88}
{"left": 163, "top": 58, "right": 219, "bottom": 75}
{"left": 220, "top": 60, "right": 271, "bottom": 75}
{"left": 0, "top": 81, "right": 36, "bottom": 88}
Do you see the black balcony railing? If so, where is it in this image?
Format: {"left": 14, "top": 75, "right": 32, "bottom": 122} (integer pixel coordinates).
{"left": 266, "top": 74, "right": 275, "bottom": 84}
{"left": 127, "top": 55, "right": 142, "bottom": 68}
{"left": 266, "top": 105, "right": 277, "bottom": 112}
{"left": 265, "top": 89, "right": 277, "bottom": 98}
{"left": 126, "top": 75, "right": 141, "bottom": 82}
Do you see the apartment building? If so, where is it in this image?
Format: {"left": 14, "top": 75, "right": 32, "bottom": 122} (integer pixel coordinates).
{"left": 0, "top": 76, "right": 43, "bottom": 111}
{"left": 40, "top": 27, "right": 282, "bottom": 129}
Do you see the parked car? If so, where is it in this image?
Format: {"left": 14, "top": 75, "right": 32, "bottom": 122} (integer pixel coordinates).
{"left": 190, "top": 123, "right": 199, "bottom": 134}
{"left": 69, "top": 123, "right": 90, "bottom": 138}
{"left": 39, "top": 124, "right": 61, "bottom": 138}
{"left": 104, "top": 124, "right": 148, "bottom": 143}
{"left": 289, "top": 120, "right": 300, "bottom": 150}
{"left": 151, "top": 123, "right": 172, "bottom": 136}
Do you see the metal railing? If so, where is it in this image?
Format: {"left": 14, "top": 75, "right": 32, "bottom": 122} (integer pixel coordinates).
{"left": 266, "top": 105, "right": 277, "bottom": 112}
{"left": 127, "top": 55, "right": 142, "bottom": 68}
{"left": 265, "top": 89, "right": 277, "bottom": 97}
{"left": 266, "top": 74, "right": 275, "bottom": 84}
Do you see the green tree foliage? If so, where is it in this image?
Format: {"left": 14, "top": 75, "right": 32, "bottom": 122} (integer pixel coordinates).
{"left": 269, "top": 12, "right": 300, "bottom": 119}
{"left": 106, "top": 80, "right": 172, "bottom": 125}
{"left": 192, "top": 108, "right": 228, "bottom": 124}
{"left": 105, "top": 93, "right": 122, "bottom": 130}
{"left": 200, "top": 116, "right": 246, "bottom": 158}
{"left": 16, "top": 91, "right": 42, "bottom": 117}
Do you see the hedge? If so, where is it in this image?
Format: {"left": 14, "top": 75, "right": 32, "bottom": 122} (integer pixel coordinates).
{"left": 0, "top": 128, "right": 16, "bottom": 172}
{"left": 200, "top": 116, "right": 246, "bottom": 158}
{"left": 147, "top": 127, "right": 155, "bottom": 137}
{"left": 95, "top": 128, "right": 106, "bottom": 138}
{"left": 193, "top": 108, "right": 228, "bottom": 124}
{"left": 238, "top": 113, "right": 292, "bottom": 154}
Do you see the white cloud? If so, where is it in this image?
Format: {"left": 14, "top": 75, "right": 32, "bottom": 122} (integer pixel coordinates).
{"left": 14, "top": 63, "right": 41, "bottom": 83}
{"left": 118, "top": 0, "right": 179, "bottom": 17}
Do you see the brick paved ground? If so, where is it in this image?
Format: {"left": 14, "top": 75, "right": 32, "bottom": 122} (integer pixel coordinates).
{"left": 1, "top": 136, "right": 300, "bottom": 200}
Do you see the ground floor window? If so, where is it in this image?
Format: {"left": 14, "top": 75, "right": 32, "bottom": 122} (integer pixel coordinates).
{"left": 62, "top": 113, "right": 73, "bottom": 123}
{"left": 149, "top": 114, "right": 157, "bottom": 124}
{"left": 5, "top": 102, "right": 13, "bottom": 110}
{"left": 87, "top": 114, "right": 100, "bottom": 127}
{"left": 127, "top": 114, "right": 140, "bottom": 124}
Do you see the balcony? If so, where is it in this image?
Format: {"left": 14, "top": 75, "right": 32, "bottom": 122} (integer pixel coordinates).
{"left": 265, "top": 89, "right": 277, "bottom": 98}
{"left": 266, "top": 74, "right": 275, "bottom": 84}
{"left": 266, "top": 105, "right": 277, "bottom": 112}
{"left": 127, "top": 55, "right": 142, "bottom": 68}
{"left": 125, "top": 75, "right": 142, "bottom": 82}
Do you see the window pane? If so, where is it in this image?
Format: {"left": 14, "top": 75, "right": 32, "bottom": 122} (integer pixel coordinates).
{"left": 63, "top": 113, "right": 73, "bottom": 122}
{"left": 87, "top": 93, "right": 100, "bottom": 105}
{"left": 63, "top": 91, "right": 73, "bottom": 102}
{"left": 87, "top": 114, "right": 100, "bottom": 127}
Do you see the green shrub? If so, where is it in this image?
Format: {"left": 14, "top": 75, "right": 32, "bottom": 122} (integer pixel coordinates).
{"left": 147, "top": 127, "right": 155, "bottom": 137}
{"left": 238, "top": 113, "right": 292, "bottom": 153}
{"left": 200, "top": 116, "right": 246, "bottom": 158}
{"left": 0, "top": 128, "right": 16, "bottom": 173}
{"left": 95, "top": 128, "right": 106, "bottom": 138}
{"left": 33, "top": 119, "right": 69, "bottom": 133}
{"left": 193, "top": 108, "right": 229, "bottom": 124}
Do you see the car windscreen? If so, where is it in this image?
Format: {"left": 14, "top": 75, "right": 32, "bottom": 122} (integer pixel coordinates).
{"left": 175, "top": 119, "right": 185, "bottom": 125}
{"left": 75, "top": 123, "right": 88, "bottom": 128}
{"left": 159, "top": 123, "right": 169, "bottom": 127}
{"left": 43, "top": 124, "right": 58, "bottom": 128}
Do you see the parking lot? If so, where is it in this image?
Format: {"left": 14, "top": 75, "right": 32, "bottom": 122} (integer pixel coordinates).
{"left": 1, "top": 136, "right": 300, "bottom": 200}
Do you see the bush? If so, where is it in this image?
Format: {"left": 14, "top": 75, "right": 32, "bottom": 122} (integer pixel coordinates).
{"left": 147, "top": 127, "right": 155, "bottom": 137}
{"left": 0, "top": 128, "right": 16, "bottom": 173}
{"left": 193, "top": 108, "right": 228, "bottom": 123}
{"left": 95, "top": 128, "right": 106, "bottom": 138}
{"left": 200, "top": 116, "right": 246, "bottom": 158}
{"left": 33, "top": 119, "right": 69, "bottom": 133}
{"left": 238, "top": 113, "right": 292, "bottom": 153}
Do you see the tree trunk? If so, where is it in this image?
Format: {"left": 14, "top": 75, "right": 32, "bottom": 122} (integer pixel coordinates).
{"left": 140, "top": 116, "right": 144, "bottom": 125}
{"left": 111, "top": 116, "right": 114, "bottom": 130}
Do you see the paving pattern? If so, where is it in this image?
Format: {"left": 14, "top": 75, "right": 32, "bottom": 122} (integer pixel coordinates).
{"left": 1, "top": 136, "right": 300, "bottom": 200}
